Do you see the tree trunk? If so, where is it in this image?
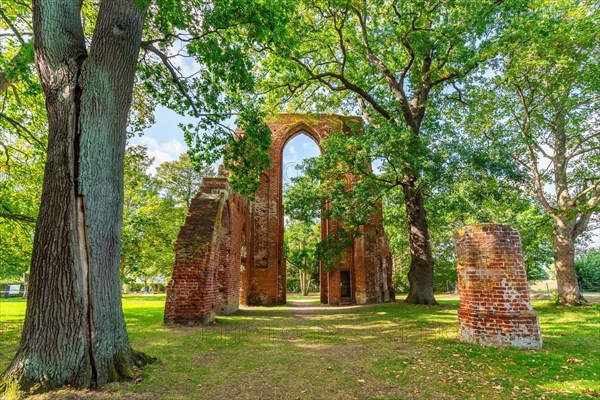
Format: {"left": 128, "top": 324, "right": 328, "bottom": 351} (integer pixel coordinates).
{"left": 549, "top": 110, "right": 587, "bottom": 306}
{"left": 299, "top": 270, "right": 305, "bottom": 295}
{"left": 402, "top": 178, "right": 437, "bottom": 305}
{"left": 553, "top": 222, "right": 586, "bottom": 305}
{"left": 1, "top": 0, "right": 146, "bottom": 393}
{"left": 300, "top": 270, "right": 310, "bottom": 296}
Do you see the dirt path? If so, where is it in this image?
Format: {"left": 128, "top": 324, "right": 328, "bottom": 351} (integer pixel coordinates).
{"left": 287, "top": 300, "right": 364, "bottom": 315}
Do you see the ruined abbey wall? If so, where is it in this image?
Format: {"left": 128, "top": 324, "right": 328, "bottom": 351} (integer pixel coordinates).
{"left": 165, "top": 114, "right": 395, "bottom": 324}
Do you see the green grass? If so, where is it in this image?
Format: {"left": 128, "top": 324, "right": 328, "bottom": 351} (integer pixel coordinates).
{"left": 0, "top": 294, "right": 598, "bottom": 399}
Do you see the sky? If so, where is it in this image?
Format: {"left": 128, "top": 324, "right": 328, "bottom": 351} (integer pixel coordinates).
{"left": 281, "top": 134, "right": 321, "bottom": 185}
{"left": 128, "top": 107, "right": 190, "bottom": 172}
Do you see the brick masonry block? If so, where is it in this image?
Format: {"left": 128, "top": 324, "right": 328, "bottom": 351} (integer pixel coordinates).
{"left": 454, "top": 224, "right": 542, "bottom": 349}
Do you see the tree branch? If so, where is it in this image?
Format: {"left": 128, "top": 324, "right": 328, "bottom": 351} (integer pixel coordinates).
{"left": 0, "top": 8, "right": 26, "bottom": 45}
{"left": 290, "top": 56, "right": 393, "bottom": 121}
{"left": 525, "top": 142, "right": 556, "bottom": 217}
{"left": 0, "top": 212, "right": 36, "bottom": 223}
{"left": 0, "top": 112, "right": 46, "bottom": 149}
{"left": 141, "top": 41, "right": 200, "bottom": 117}
{"left": 352, "top": 3, "right": 415, "bottom": 128}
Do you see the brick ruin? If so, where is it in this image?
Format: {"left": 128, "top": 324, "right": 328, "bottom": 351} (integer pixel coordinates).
{"left": 164, "top": 114, "right": 394, "bottom": 324}
{"left": 454, "top": 224, "right": 542, "bottom": 349}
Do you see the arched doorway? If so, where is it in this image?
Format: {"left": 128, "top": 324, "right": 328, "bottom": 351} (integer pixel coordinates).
{"left": 281, "top": 132, "right": 322, "bottom": 299}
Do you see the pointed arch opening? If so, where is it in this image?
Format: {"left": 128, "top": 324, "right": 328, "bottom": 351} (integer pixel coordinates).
{"left": 281, "top": 132, "right": 323, "bottom": 299}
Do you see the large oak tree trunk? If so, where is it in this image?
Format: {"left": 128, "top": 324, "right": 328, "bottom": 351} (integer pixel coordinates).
{"left": 553, "top": 221, "right": 586, "bottom": 305}
{"left": 1, "top": 0, "right": 146, "bottom": 393}
{"left": 402, "top": 178, "right": 437, "bottom": 305}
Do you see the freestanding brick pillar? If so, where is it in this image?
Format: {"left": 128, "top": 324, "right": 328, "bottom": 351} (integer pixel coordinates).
{"left": 454, "top": 224, "right": 542, "bottom": 349}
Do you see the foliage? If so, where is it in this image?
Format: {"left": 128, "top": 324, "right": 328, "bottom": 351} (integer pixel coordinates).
{"left": 282, "top": 162, "right": 322, "bottom": 224}
{"left": 283, "top": 171, "right": 321, "bottom": 294}
{"left": 452, "top": 0, "right": 600, "bottom": 304}
{"left": 155, "top": 153, "right": 213, "bottom": 208}
{"left": 0, "top": 147, "right": 44, "bottom": 282}
{"left": 136, "top": 0, "right": 295, "bottom": 196}
{"left": 383, "top": 133, "right": 553, "bottom": 291}
{"left": 120, "top": 146, "right": 191, "bottom": 288}
{"left": 284, "top": 220, "right": 321, "bottom": 295}
{"left": 575, "top": 251, "right": 600, "bottom": 292}
{"left": 457, "top": 0, "right": 600, "bottom": 225}
{"left": 0, "top": 2, "right": 47, "bottom": 283}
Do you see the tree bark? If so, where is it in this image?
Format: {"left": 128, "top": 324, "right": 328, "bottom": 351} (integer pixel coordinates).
{"left": 402, "top": 178, "right": 437, "bottom": 305}
{"left": 550, "top": 109, "right": 587, "bottom": 306}
{"left": 1, "top": 0, "right": 146, "bottom": 393}
{"left": 553, "top": 220, "right": 586, "bottom": 305}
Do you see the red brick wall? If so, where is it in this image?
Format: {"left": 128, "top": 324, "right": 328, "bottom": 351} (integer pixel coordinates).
{"left": 454, "top": 224, "right": 542, "bottom": 349}
{"left": 164, "top": 178, "right": 246, "bottom": 324}
{"left": 163, "top": 190, "right": 223, "bottom": 324}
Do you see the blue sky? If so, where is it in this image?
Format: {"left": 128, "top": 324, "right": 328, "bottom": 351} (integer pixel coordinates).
{"left": 128, "top": 107, "right": 189, "bottom": 171}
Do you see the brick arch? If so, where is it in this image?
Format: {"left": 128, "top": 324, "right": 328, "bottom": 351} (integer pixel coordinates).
{"left": 275, "top": 124, "right": 325, "bottom": 304}
{"left": 277, "top": 122, "right": 324, "bottom": 152}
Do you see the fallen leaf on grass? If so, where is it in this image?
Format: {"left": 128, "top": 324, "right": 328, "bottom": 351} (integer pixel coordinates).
{"left": 134, "top": 377, "right": 143, "bottom": 384}
{"left": 567, "top": 356, "right": 583, "bottom": 363}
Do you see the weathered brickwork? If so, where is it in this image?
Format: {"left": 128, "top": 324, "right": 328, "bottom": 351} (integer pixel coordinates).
{"left": 165, "top": 114, "right": 394, "bottom": 324}
{"left": 164, "top": 178, "right": 247, "bottom": 324}
{"left": 454, "top": 224, "right": 542, "bottom": 349}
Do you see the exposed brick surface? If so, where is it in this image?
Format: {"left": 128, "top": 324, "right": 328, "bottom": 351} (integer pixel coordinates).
{"left": 165, "top": 114, "right": 394, "bottom": 324}
{"left": 164, "top": 178, "right": 248, "bottom": 324}
{"left": 454, "top": 224, "right": 542, "bottom": 349}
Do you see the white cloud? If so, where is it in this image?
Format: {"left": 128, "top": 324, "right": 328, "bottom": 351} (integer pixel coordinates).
{"left": 129, "top": 136, "right": 187, "bottom": 173}
{"left": 170, "top": 54, "right": 199, "bottom": 78}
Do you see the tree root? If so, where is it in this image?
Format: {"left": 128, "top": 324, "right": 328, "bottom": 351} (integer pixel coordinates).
{"left": 132, "top": 349, "right": 157, "bottom": 368}
{"left": 404, "top": 293, "right": 439, "bottom": 305}
{"left": 0, "top": 348, "right": 156, "bottom": 398}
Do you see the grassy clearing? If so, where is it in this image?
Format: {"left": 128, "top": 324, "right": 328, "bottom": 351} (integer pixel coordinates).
{"left": 0, "top": 294, "right": 598, "bottom": 399}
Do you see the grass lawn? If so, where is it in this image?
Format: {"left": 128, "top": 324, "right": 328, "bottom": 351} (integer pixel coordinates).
{"left": 0, "top": 294, "right": 599, "bottom": 399}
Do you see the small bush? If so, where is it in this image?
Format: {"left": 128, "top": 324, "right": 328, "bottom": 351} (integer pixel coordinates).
{"left": 575, "top": 251, "right": 600, "bottom": 292}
